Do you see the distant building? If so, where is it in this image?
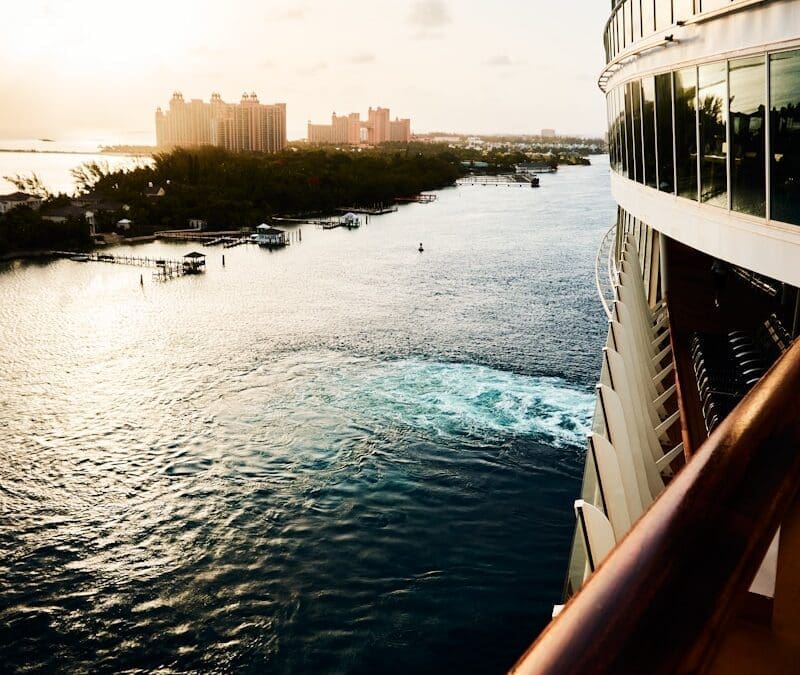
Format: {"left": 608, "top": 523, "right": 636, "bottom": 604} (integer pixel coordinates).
{"left": 308, "top": 123, "right": 333, "bottom": 144}
{"left": 541, "top": 128, "right": 556, "bottom": 138}
{"left": 307, "top": 106, "right": 411, "bottom": 146}
{"left": 389, "top": 117, "right": 411, "bottom": 142}
{"left": 0, "top": 192, "right": 42, "bottom": 214}
{"left": 155, "top": 91, "right": 287, "bottom": 154}
{"left": 367, "top": 107, "right": 390, "bottom": 144}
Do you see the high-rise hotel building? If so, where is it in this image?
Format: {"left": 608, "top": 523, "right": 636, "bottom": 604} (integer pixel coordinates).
{"left": 307, "top": 107, "right": 411, "bottom": 145}
{"left": 155, "top": 92, "right": 287, "bottom": 153}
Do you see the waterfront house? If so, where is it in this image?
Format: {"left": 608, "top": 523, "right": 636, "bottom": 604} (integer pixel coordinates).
{"left": 116, "top": 218, "right": 132, "bottom": 231}
{"left": 256, "top": 223, "right": 286, "bottom": 247}
{"left": 144, "top": 184, "right": 166, "bottom": 198}
{"left": 0, "top": 191, "right": 42, "bottom": 214}
{"left": 41, "top": 204, "right": 93, "bottom": 225}
{"left": 188, "top": 218, "right": 206, "bottom": 230}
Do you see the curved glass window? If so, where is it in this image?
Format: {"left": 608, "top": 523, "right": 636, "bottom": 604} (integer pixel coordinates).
{"left": 770, "top": 50, "right": 800, "bottom": 225}
{"left": 699, "top": 62, "right": 727, "bottom": 207}
{"left": 632, "top": 79, "right": 644, "bottom": 184}
{"left": 730, "top": 56, "right": 765, "bottom": 217}
{"left": 642, "top": 77, "right": 658, "bottom": 188}
{"left": 675, "top": 67, "right": 698, "bottom": 199}
{"left": 632, "top": 0, "right": 641, "bottom": 42}
{"left": 655, "top": 73, "right": 675, "bottom": 192}
{"left": 619, "top": 86, "right": 629, "bottom": 176}
{"left": 625, "top": 83, "right": 636, "bottom": 180}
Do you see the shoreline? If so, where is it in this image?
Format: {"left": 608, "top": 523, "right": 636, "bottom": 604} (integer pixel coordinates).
{"left": 0, "top": 148, "right": 154, "bottom": 157}
{"left": 0, "top": 235, "right": 158, "bottom": 262}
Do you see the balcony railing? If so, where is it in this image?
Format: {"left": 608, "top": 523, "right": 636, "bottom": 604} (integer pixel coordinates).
{"left": 603, "top": 0, "right": 759, "bottom": 64}
{"left": 510, "top": 335, "right": 800, "bottom": 674}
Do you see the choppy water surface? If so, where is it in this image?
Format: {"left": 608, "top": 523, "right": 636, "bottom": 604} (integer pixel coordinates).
{"left": 0, "top": 157, "right": 613, "bottom": 673}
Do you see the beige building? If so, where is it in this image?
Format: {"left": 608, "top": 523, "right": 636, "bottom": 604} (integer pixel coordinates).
{"left": 389, "top": 117, "right": 411, "bottom": 142}
{"left": 307, "top": 107, "right": 411, "bottom": 146}
{"left": 308, "top": 123, "right": 333, "bottom": 144}
{"left": 155, "top": 92, "right": 287, "bottom": 154}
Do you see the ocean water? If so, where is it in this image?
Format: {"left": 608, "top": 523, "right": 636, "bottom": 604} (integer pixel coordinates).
{"left": 0, "top": 141, "right": 148, "bottom": 195}
{"left": 0, "top": 157, "right": 613, "bottom": 673}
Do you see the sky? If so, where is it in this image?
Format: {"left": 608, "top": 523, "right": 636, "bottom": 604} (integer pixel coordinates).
{"left": 0, "top": 1, "right": 610, "bottom": 144}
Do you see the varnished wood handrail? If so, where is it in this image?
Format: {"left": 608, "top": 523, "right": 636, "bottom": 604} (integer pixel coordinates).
{"left": 510, "top": 338, "right": 800, "bottom": 675}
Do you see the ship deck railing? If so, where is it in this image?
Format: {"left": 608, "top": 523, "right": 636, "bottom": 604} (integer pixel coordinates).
{"left": 511, "top": 232, "right": 800, "bottom": 675}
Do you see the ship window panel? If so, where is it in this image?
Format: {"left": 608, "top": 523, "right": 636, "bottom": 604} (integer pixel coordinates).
{"left": 655, "top": 0, "right": 671, "bottom": 31}
{"left": 625, "top": 83, "right": 636, "bottom": 180}
{"left": 641, "top": 0, "right": 655, "bottom": 36}
{"left": 673, "top": 0, "right": 695, "bottom": 21}
{"left": 730, "top": 56, "right": 766, "bottom": 217}
{"left": 699, "top": 62, "right": 728, "bottom": 207}
{"left": 632, "top": 0, "right": 642, "bottom": 41}
{"left": 607, "top": 94, "right": 616, "bottom": 169}
{"left": 616, "top": 88, "right": 627, "bottom": 173}
{"left": 655, "top": 72, "right": 675, "bottom": 192}
{"left": 675, "top": 67, "right": 698, "bottom": 199}
{"left": 642, "top": 76, "right": 658, "bottom": 188}
{"left": 770, "top": 50, "right": 800, "bottom": 225}
{"left": 632, "top": 79, "right": 644, "bottom": 184}
{"left": 619, "top": 87, "right": 629, "bottom": 176}
{"left": 610, "top": 91, "right": 618, "bottom": 171}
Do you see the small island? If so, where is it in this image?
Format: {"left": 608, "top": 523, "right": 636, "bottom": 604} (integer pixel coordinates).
{"left": 0, "top": 140, "right": 602, "bottom": 257}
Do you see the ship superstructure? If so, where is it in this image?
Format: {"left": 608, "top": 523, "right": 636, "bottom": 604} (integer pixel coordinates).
{"left": 512, "top": 1, "right": 800, "bottom": 672}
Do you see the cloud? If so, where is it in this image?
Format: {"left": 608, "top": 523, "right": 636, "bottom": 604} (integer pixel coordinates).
{"left": 408, "top": 0, "right": 450, "bottom": 38}
{"left": 296, "top": 61, "right": 328, "bottom": 76}
{"left": 484, "top": 54, "right": 515, "bottom": 67}
{"left": 349, "top": 52, "right": 376, "bottom": 64}
{"left": 273, "top": 4, "right": 306, "bottom": 20}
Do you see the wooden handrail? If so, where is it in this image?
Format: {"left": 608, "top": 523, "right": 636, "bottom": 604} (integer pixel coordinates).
{"left": 510, "top": 338, "right": 800, "bottom": 675}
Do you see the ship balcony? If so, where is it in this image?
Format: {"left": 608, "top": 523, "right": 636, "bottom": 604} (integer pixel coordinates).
{"left": 603, "top": 0, "right": 770, "bottom": 69}
{"left": 510, "top": 230, "right": 800, "bottom": 674}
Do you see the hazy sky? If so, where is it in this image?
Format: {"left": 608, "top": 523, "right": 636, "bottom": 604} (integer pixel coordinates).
{"left": 0, "top": 1, "right": 609, "bottom": 144}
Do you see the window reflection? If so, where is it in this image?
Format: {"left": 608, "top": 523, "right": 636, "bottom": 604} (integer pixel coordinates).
{"left": 655, "top": 73, "right": 675, "bottom": 192}
{"left": 770, "top": 50, "right": 800, "bottom": 225}
{"left": 632, "top": 79, "right": 644, "bottom": 184}
{"left": 625, "top": 82, "right": 636, "bottom": 180}
{"left": 642, "top": 77, "right": 658, "bottom": 188}
{"left": 730, "top": 56, "right": 765, "bottom": 217}
{"left": 699, "top": 62, "right": 727, "bottom": 207}
{"left": 618, "top": 86, "right": 629, "bottom": 176}
{"left": 675, "top": 67, "right": 698, "bottom": 199}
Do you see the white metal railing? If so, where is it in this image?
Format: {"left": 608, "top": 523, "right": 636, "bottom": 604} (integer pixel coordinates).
{"left": 595, "top": 222, "right": 619, "bottom": 319}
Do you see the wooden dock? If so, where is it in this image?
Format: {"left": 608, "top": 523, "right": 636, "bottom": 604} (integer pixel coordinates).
{"left": 336, "top": 205, "right": 398, "bottom": 215}
{"left": 395, "top": 194, "right": 437, "bottom": 203}
{"left": 274, "top": 215, "right": 360, "bottom": 230}
{"left": 457, "top": 174, "right": 540, "bottom": 187}
{"left": 54, "top": 250, "right": 204, "bottom": 280}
